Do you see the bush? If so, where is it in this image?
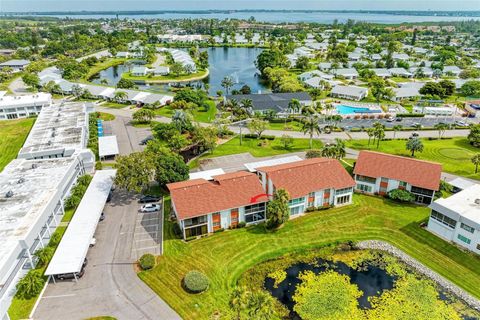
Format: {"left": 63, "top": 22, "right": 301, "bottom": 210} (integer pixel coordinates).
{"left": 95, "top": 161, "right": 103, "bottom": 170}
{"left": 172, "top": 223, "right": 182, "bottom": 238}
{"left": 16, "top": 270, "right": 45, "bottom": 299}
{"left": 139, "top": 254, "right": 155, "bottom": 270}
{"left": 387, "top": 189, "right": 415, "bottom": 202}
{"left": 183, "top": 270, "right": 209, "bottom": 293}
{"left": 397, "top": 113, "right": 425, "bottom": 118}
{"left": 238, "top": 221, "right": 246, "bottom": 228}
{"left": 243, "top": 133, "right": 275, "bottom": 140}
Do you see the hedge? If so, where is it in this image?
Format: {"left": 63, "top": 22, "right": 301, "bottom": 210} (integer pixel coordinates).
{"left": 396, "top": 113, "right": 426, "bottom": 118}
{"left": 242, "top": 134, "right": 276, "bottom": 140}
{"left": 183, "top": 270, "right": 209, "bottom": 293}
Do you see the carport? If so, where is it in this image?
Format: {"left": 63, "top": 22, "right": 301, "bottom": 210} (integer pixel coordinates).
{"left": 45, "top": 170, "right": 116, "bottom": 281}
{"left": 98, "top": 135, "right": 119, "bottom": 160}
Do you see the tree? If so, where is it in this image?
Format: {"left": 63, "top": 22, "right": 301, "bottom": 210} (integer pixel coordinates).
{"left": 221, "top": 76, "right": 234, "bottom": 95}
{"left": 472, "top": 154, "right": 480, "bottom": 174}
{"left": 114, "top": 152, "right": 155, "bottom": 193}
{"left": 255, "top": 49, "right": 289, "bottom": 76}
{"left": 280, "top": 134, "right": 294, "bottom": 149}
{"left": 419, "top": 82, "right": 445, "bottom": 97}
{"left": 22, "top": 72, "right": 40, "bottom": 90}
{"left": 16, "top": 270, "right": 45, "bottom": 299}
{"left": 34, "top": 246, "right": 54, "bottom": 267}
{"left": 266, "top": 189, "right": 290, "bottom": 229}
{"left": 366, "top": 127, "right": 375, "bottom": 146}
{"left": 247, "top": 119, "right": 268, "bottom": 139}
{"left": 133, "top": 108, "right": 155, "bottom": 124}
{"left": 113, "top": 91, "right": 127, "bottom": 102}
{"left": 293, "top": 270, "right": 363, "bottom": 320}
{"left": 229, "top": 286, "right": 249, "bottom": 320}
{"left": 301, "top": 116, "right": 321, "bottom": 149}
{"left": 295, "top": 56, "right": 310, "bottom": 70}
{"left": 333, "top": 138, "right": 346, "bottom": 159}
{"left": 388, "top": 189, "right": 415, "bottom": 202}
{"left": 460, "top": 80, "right": 480, "bottom": 96}
{"left": 434, "top": 123, "right": 449, "bottom": 139}
{"left": 305, "top": 149, "right": 322, "bottom": 159}
{"left": 170, "top": 62, "right": 184, "bottom": 77}
{"left": 239, "top": 84, "right": 251, "bottom": 94}
{"left": 392, "top": 125, "right": 402, "bottom": 139}
{"left": 246, "top": 290, "right": 277, "bottom": 320}
{"left": 373, "top": 122, "right": 386, "bottom": 148}
{"left": 117, "top": 78, "right": 136, "bottom": 89}
{"left": 172, "top": 110, "right": 192, "bottom": 132}
{"left": 145, "top": 143, "right": 189, "bottom": 188}
{"left": 370, "top": 77, "right": 393, "bottom": 102}
{"left": 468, "top": 124, "right": 480, "bottom": 147}
{"left": 439, "top": 80, "right": 455, "bottom": 97}
{"left": 406, "top": 137, "right": 424, "bottom": 157}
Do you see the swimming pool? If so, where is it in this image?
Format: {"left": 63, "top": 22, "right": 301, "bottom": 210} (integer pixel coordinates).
{"left": 336, "top": 105, "right": 380, "bottom": 115}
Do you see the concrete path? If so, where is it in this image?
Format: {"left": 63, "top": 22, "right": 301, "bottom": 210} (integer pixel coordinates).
{"left": 8, "top": 76, "right": 28, "bottom": 95}
{"left": 33, "top": 191, "right": 179, "bottom": 320}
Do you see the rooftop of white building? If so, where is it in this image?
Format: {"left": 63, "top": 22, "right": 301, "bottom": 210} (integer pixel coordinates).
{"left": 431, "top": 184, "right": 480, "bottom": 227}
{"left": 0, "top": 92, "right": 51, "bottom": 109}
{"left": 18, "top": 101, "right": 90, "bottom": 158}
{"left": 0, "top": 158, "right": 77, "bottom": 270}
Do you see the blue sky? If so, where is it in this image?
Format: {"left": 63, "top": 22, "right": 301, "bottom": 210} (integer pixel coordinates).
{"left": 1, "top": 0, "right": 478, "bottom": 12}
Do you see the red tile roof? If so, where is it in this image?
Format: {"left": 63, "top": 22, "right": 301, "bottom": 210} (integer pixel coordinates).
{"left": 257, "top": 158, "right": 355, "bottom": 199}
{"left": 167, "top": 171, "right": 266, "bottom": 220}
{"left": 353, "top": 151, "right": 442, "bottom": 191}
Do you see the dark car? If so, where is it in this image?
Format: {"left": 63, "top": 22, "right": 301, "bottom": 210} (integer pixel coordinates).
{"left": 106, "top": 191, "right": 112, "bottom": 203}
{"left": 99, "top": 212, "right": 105, "bottom": 221}
{"left": 56, "top": 259, "right": 88, "bottom": 280}
{"left": 140, "top": 136, "right": 153, "bottom": 145}
{"left": 139, "top": 195, "right": 161, "bottom": 203}
{"left": 395, "top": 117, "right": 402, "bottom": 122}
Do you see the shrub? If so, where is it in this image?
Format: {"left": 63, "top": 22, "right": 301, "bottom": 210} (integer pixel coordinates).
{"left": 387, "top": 189, "right": 415, "bottom": 202}
{"left": 397, "top": 113, "right": 425, "bottom": 118}
{"left": 95, "top": 161, "right": 103, "bottom": 170}
{"left": 183, "top": 270, "right": 209, "bottom": 293}
{"left": 172, "top": 223, "right": 182, "bottom": 238}
{"left": 139, "top": 254, "right": 156, "bottom": 270}
{"left": 238, "top": 221, "right": 246, "bottom": 228}
{"left": 16, "top": 270, "right": 45, "bottom": 299}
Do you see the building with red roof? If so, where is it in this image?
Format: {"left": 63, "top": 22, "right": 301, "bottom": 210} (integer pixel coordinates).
{"left": 256, "top": 158, "right": 355, "bottom": 216}
{"left": 167, "top": 171, "right": 267, "bottom": 239}
{"left": 353, "top": 151, "right": 442, "bottom": 204}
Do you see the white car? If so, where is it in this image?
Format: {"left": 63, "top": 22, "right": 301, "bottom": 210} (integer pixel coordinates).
{"left": 90, "top": 237, "right": 96, "bottom": 247}
{"left": 386, "top": 116, "right": 395, "bottom": 122}
{"left": 140, "top": 204, "right": 161, "bottom": 213}
{"left": 455, "top": 120, "right": 469, "bottom": 127}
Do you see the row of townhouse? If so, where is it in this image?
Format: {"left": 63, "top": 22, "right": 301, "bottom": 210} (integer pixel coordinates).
{"left": 168, "top": 158, "right": 355, "bottom": 239}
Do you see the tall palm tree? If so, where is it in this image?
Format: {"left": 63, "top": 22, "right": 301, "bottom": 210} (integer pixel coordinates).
{"left": 434, "top": 122, "right": 449, "bottom": 139}
{"left": 113, "top": 91, "right": 128, "bottom": 102}
{"left": 334, "top": 138, "right": 346, "bottom": 159}
{"left": 240, "top": 98, "right": 253, "bottom": 110}
{"left": 301, "top": 115, "right": 321, "bottom": 149}
{"left": 406, "top": 137, "right": 424, "bottom": 157}
{"left": 471, "top": 154, "right": 480, "bottom": 174}
{"left": 221, "top": 76, "right": 234, "bottom": 95}
{"left": 392, "top": 124, "right": 402, "bottom": 139}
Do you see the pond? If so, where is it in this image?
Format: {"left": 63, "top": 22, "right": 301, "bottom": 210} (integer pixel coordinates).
{"left": 89, "top": 47, "right": 269, "bottom": 95}
{"left": 264, "top": 258, "right": 395, "bottom": 318}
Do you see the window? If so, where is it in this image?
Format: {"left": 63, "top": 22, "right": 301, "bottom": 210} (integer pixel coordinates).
{"left": 477, "top": 244, "right": 480, "bottom": 251}
{"left": 356, "top": 175, "right": 376, "bottom": 184}
{"left": 289, "top": 197, "right": 305, "bottom": 206}
{"left": 411, "top": 186, "right": 434, "bottom": 196}
{"left": 290, "top": 206, "right": 304, "bottom": 215}
{"left": 308, "top": 192, "right": 315, "bottom": 197}
{"left": 457, "top": 234, "right": 471, "bottom": 245}
{"left": 244, "top": 203, "right": 266, "bottom": 223}
{"left": 185, "top": 224, "right": 208, "bottom": 238}
{"left": 212, "top": 222, "right": 220, "bottom": 228}
{"left": 460, "top": 223, "right": 475, "bottom": 234}
{"left": 335, "top": 187, "right": 352, "bottom": 195}
{"left": 399, "top": 181, "right": 407, "bottom": 188}
{"left": 356, "top": 184, "right": 372, "bottom": 193}
{"left": 184, "top": 215, "right": 208, "bottom": 228}
{"left": 336, "top": 195, "right": 350, "bottom": 205}
{"left": 430, "top": 210, "right": 457, "bottom": 229}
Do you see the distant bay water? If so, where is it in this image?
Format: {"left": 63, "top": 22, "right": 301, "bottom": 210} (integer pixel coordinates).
{"left": 9, "top": 11, "right": 480, "bottom": 24}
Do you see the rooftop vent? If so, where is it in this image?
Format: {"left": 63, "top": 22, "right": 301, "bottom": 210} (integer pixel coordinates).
{"left": 47, "top": 141, "right": 52, "bottom": 146}
{"left": 31, "top": 163, "right": 38, "bottom": 169}
{"left": 475, "top": 199, "right": 480, "bottom": 205}
{"left": 5, "top": 190, "right": 14, "bottom": 198}
{"left": 17, "top": 178, "right": 25, "bottom": 184}
{"left": 51, "top": 132, "right": 56, "bottom": 137}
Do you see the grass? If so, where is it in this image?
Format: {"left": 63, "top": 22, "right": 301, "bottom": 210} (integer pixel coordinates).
{"left": 101, "top": 102, "right": 130, "bottom": 109}
{"left": 85, "top": 58, "right": 127, "bottom": 80}
{"left": 0, "top": 118, "right": 35, "bottom": 172}
{"left": 97, "top": 112, "right": 115, "bottom": 121}
{"left": 123, "top": 69, "right": 209, "bottom": 83}
{"left": 155, "top": 101, "right": 217, "bottom": 123}
{"left": 203, "top": 136, "right": 322, "bottom": 159}
{"left": 345, "top": 137, "right": 480, "bottom": 180}
{"left": 138, "top": 195, "right": 480, "bottom": 320}
{"left": 266, "top": 120, "right": 303, "bottom": 132}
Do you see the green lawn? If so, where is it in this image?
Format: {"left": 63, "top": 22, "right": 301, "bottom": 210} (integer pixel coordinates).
{"left": 138, "top": 195, "right": 480, "bottom": 320}
{"left": 155, "top": 101, "right": 217, "bottom": 123}
{"left": 266, "top": 120, "right": 303, "bottom": 132}
{"left": 203, "top": 136, "right": 322, "bottom": 159}
{"left": 101, "top": 102, "right": 130, "bottom": 109}
{"left": 345, "top": 137, "right": 480, "bottom": 180}
{"left": 97, "top": 112, "right": 115, "bottom": 121}
{"left": 0, "top": 118, "right": 35, "bottom": 172}
{"left": 85, "top": 58, "right": 127, "bottom": 80}
{"left": 123, "top": 69, "right": 208, "bottom": 83}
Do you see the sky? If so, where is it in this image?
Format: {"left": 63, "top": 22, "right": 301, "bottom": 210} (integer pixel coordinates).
{"left": 1, "top": 0, "right": 479, "bottom": 12}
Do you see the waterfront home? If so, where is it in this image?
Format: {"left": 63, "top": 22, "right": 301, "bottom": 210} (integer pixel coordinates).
{"left": 353, "top": 151, "right": 442, "bottom": 204}
{"left": 257, "top": 158, "right": 355, "bottom": 215}
{"left": 225, "top": 92, "right": 312, "bottom": 115}
{"left": 330, "top": 85, "right": 368, "bottom": 101}
{"left": 427, "top": 185, "right": 480, "bottom": 255}
{"left": 131, "top": 66, "right": 148, "bottom": 77}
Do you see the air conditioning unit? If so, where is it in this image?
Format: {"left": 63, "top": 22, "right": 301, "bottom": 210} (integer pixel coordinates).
{"left": 475, "top": 199, "right": 480, "bottom": 205}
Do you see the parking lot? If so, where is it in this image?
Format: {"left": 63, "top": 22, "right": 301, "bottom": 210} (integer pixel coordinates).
{"left": 338, "top": 116, "right": 475, "bottom": 130}
{"left": 33, "top": 191, "right": 178, "bottom": 320}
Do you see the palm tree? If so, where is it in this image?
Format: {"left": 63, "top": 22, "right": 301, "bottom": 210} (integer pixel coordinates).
{"left": 406, "top": 137, "right": 424, "bottom": 157}
{"left": 240, "top": 98, "right": 253, "bottom": 111}
{"left": 34, "top": 246, "right": 54, "bottom": 267}
{"left": 373, "top": 121, "right": 385, "bottom": 148}
{"left": 333, "top": 138, "right": 346, "bottom": 159}
{"left": 301, "top": 115, "right": 321, "bottom": 149}
{"left": 221, "top": 76, "right": 234, "bottom": 95}
{"left": 113, "top": 91, "right": 128, "bottom": 102}
{"left": 472, "top": 154, "right": 480, "bottom": 174}
{"left": 246, "top": 290, "right": 276, "bottom": 320}
{"left": 16, "top": 270, "right": 44, "bottom": 299}
{"left": 366, "top": 127, "right": 375, "bottom": 146}
{"left": 434, "top": 123, "right": 449, "bottom": 139}
{"left": 320, "top": 143, "right": 337, "bottom": 158}
{"left": 392, "top": 125, "right": 402, "bottom": 139}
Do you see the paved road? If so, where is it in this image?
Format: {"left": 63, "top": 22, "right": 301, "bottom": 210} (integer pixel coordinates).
{"left": 8, "top": 76, "right": 28, "bottom": 95}
{"left": 34, "top": 191, "right": 179, "bottom": 320}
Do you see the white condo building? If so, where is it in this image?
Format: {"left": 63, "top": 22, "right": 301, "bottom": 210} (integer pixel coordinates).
{"left": 427, "top": 185, "right": 480, "bottom": 254}
{"left": 0, "top": 92, "right": 52, "bottom": 120}
{"left": 0, "top": 157, "right": 86, "bottom": 319}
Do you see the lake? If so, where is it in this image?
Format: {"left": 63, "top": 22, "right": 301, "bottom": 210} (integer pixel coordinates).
{"left": 89, "top": 47, "right": 268, "bottom": 95}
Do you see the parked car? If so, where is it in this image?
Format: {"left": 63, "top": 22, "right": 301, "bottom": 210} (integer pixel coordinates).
{"left": 395, "top": 117, "right": 402, "bottom": 122}
{"left": 99, "top": 212, "right": 105, "bottom": 221}
{"left": 56, "top": 259, "right": 88, "bottom": 280}
{"left": 455, "top": 120, "right": 469, "bottom": 127}
{"left": 140, "top": 136, "right": 153, "bottom": 145}
{"left": 140, "top": 204, "right": 161, "bottom": 213}
{"left": 410, "top": 122, "right": 423, "bottom": 128}
{"left": 139, "top": 195, "right": 161, "bottom": 203}
{"left": 411, "top": 132, "right": 420, "bottom": 137}
{"left": 106, "top": 191, "right": 112, "bottom": 203}
{"left": 386, "top": 116, "right": 395, "bottom": 122}
{"left": 90, "top": 237, "right": 97, "bottom": 247}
